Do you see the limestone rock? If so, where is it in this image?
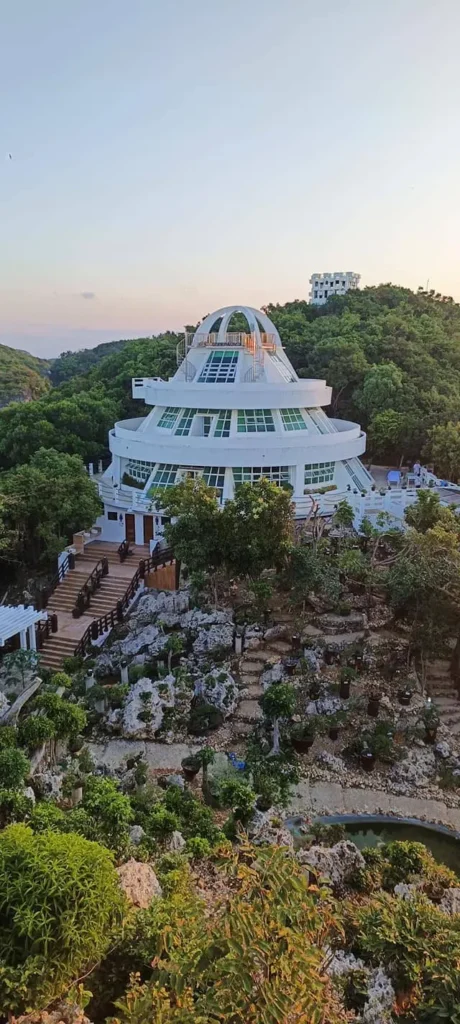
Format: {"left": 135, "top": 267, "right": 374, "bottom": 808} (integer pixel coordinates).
{"left": 33, "top": 771, "right": 63, "bottom": 800}
{"left": 131, "top": 590, "right": 189, "bottom": 627}
{"left": 316, "top": 750, "right": 346, "bottom": 773}
{"left": 391, "top": 747, "right": 436, "bottom": 789}
{"left": 439, "top": 887, "right": 460, "bottom": 915}
{"left": 180, "top": 608, "right": 233, "bottom": 629}
{"left": 247, "top": 809, "right": 294, "bottom": 849}
{"left": 23, "top": 785, "right": 36, "bottom": 805}
{"left": 122, "top": 674, "right": 177, "bottom": 739}
{"left": 192, "top": 623, "right": 234, "bottom": 656}
{"left": 297, "top": 840, "right": 365, "bottom": 885}
{"left": 326, "top": 950, "right": 366, "bottom": 976}
{"left": 168, "top": 830, "right": 186, "bottom": 852}
{"left": 362, "top": 967, "right": 395, "bottom": 1024}
{"left": 164, "top": 772, "right": 185, "bottom": 789}
{"left": 394, "top": 882, "right": 417, "bottom": 900}
{"left": 316, "top": 611, "right": 367, "bottom": 635}
{"left": 264, "top": 623, "right": 289, "bottom": 641}
{"left": 261, "top": 661, "right": 284, "bottom": 689}
{"left": 116, "top": 859, "right": 162, "bottom": 908}
{"left": 195, "top": 667, "right": 239, "bottom": 717}
{"left": 129, "top": 825, "right": 146, "bottom": 846}
{"left": 435, "top": 741, "right": 451, "bottom": 759}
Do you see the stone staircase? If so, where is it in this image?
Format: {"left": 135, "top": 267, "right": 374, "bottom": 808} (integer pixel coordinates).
{"left": 39, "top": 543, "right": 150, "bottom": 671}
{"left": 425, "top": 658, "right": 460, "bottom": 737}
{"left": 233, "top": 625, "right": 296, "bottom": 737}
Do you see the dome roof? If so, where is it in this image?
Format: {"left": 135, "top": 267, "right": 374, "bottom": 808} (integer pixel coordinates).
{"left": 190, "top": 304, "right": 282, "bottom": 350}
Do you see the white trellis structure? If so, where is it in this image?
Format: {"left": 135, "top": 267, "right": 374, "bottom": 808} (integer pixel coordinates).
{"left": 0, "top": 605, "right": 47, "bottom": 651}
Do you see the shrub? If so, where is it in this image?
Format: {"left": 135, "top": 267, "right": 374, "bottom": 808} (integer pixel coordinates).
{"left": 36, "top": 692, "right": 87, "bottom": 739}
{"left": 162, "top": 786, "right": 222, "bottom": 843}
{"left": 0, "top": 788, "right": 33, "bottom": 827}
{"left": 0, "top": 823, "right": 125, "bottom": 1014}
{"left": 82, "top": 776, "right": 133, "bottom": 852}
{"left": 185, "top": 836, "right": 211, "bottom": 859}
{"left": 0, "top": 747, "right": 29, "bottom": 789}
{"left": 0, "top": 726, "right": 18, "bottom": 750}
{"left": 218, "top": 778, "right": 256, "bottom": 821}
{"left": 18, "top": 714, "right": 56, "bottom": 750}
{"left": 146, "top": 806, "right": 180, "bottom": 841}
{"left": 50, "top": 671, "right": 72, "bottom": 689}
{"left": 62, "top": 655, "right": 84, "bottom": 675}
{"left": 30, "top": 801, "right": 67, "bottom": 832}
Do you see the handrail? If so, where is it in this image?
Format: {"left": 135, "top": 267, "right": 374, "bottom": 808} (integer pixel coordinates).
{"left": 38, "top": 554, "right": 71, "bottom": 611}
{"left": 74, "top": 547, "right": 178, "bottom": 657}
{"left": 72, "top": 559, "right": 109, "bottom": 619}
{"left": 118, "top": 540, "right": 132, "bottom": 563}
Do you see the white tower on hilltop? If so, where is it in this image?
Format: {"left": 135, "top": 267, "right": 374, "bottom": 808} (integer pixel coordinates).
{"left": 96, "top": 304, "right": 370, "bottom": 545}
{"left": 309, "top": 271, "right": 360, "bottom": 305}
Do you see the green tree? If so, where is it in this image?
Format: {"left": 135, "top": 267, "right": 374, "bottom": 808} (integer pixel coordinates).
{"left": 0, "top": 747, "right": 29, "bottom": 789}
{"left": 36, "top": 692, "right": 87, "bottom": 740}
{"left": 0, "top": 389, "right": 118, "bottom": 470}
{"left": 162, "top": 478, "right": 225, "bottom": 599}
{"left": 405, "top": 489, "right": 460, "bottom": 534}
{"left": 260, "top": 682, "right": 296, "bottom": 755}
{"left": 0, "top": 823, "right": 125, "bottom": 1014}
{"left": 425, "top": 421, "right": 460, "bottom": 481}
{"left": 0, "top": 447, "right": 102, "bottom": 566}
{"left": 82, "top": 775, "right": 133, "bottom": 852}
{"left": 221, "top": 478, "right": 294, "bottom": 578}
{"left": 353, "top": 362, "right": 404, "bottom": 419}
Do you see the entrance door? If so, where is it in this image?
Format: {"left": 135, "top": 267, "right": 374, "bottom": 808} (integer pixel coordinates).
{"left": 143, "top": 515, "right": 154, "bottom": 545}
{"left": 125, "top": 513, "right": 135, "bottom": 543}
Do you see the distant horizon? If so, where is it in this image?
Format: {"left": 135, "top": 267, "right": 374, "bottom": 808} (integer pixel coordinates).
{"left": 1, "top": 274, "right": 455, "bottom": 360}
{"left": 3, "top": 1, "right": 460, "bottom": 360}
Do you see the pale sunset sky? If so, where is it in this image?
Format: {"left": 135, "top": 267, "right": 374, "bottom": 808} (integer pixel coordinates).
{"left": 1, "top": 0, "right": 459, "bottom": 357}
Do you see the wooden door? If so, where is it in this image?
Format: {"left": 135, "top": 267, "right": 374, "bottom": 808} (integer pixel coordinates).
{"left": 143, "top": 515, "right": 154, "bottom": 544}
{"left": 125, "top": 513, "right": 135, "bottom": 543}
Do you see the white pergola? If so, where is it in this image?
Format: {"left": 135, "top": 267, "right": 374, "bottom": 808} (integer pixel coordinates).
{"left": 0, "top": 605, "right": 48, "bottom": 651}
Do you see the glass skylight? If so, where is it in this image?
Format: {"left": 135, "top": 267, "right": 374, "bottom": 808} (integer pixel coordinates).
{"left": 198, "top": 350, "right": 239, "bottom": 383}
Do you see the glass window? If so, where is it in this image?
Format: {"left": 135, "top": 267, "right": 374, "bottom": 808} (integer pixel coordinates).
{"left": 157, "top": 407, "right": 180, "bottom": 429}
{"left": 125, "top": 460, "right": 155, "bottom": 482}
{"left": 214, "top": 410, "right": 231, "bottom": 437}
{"left": 198, "top": 350, "right": 239, "bottom": 383}
{"left": 202, "top": 466, "right": 226, "bottom": 494}
{"left": 304, "top": 462, "right": 335, "bottom": 486}
{"left": 233, "top": 466, "right": 290, "bottom": 486}
{"left": 107, "top": 511, "right": 117, "bottom": 521}
{"left": 281, "top": 408, "right": 307, "bottom": 431}
{"left": 175, "top": 409, "right": 195, "bottom": 435}
{"left": 149, "top": 464, "right": 179, "bottom": 493}
{"left": 269, "top": 352, "right": 296, "bottom": 382}
{"left": 237, "top": 409, "right": 275, "bottom": 433}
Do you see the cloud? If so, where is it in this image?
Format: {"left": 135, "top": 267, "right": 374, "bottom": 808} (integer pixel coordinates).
{"left": 80, "top": 291, "right": 96, "bottom": 300}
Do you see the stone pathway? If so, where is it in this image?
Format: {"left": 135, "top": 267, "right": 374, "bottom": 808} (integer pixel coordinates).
{"left": 87, "top": 738, "right": 200, "bottom": 772}
{"left": 426, "top": 658, "right": 460, "bottom": 736}
{"left": 233, "top": 635, "right": 294, "bottom": 737}
{"left": 289, "top": 779, "right": 460, "bottom": 832}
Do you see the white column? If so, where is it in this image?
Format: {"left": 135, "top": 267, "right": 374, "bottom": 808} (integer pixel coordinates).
{"left": 19, "top": 630, "right": 28, "bottom": 650}
{"left": 113, "top": 455, "right": 121, "bottom": 485}
{"left": 28, "top": 624, "right": 37, "bottom": 650}
{"left": 294, "top": 462, "right": 304, "bottom": 496}
{"left": 222, "top": 468, "right": 234, "bottom": 503}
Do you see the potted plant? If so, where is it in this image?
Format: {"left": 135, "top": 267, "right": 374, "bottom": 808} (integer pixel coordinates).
{"left": 339, "top": 666, "right": 356, "bottom": 700}
{"left": 256, "top": 777, "right": 277, "bottom": 812}
{"left": 309, "top": 676, "right": 322, "bottom": 699}
{"left": 284, "top": 656, "right": 298, "bottom": 677}
{"left": 327, "top": 710, "right": 347, "bottom": 741}
{"left": 291, "top": 719, "right": 316, "bottom": 753}
{"left": 398, "top": 683, "right": 414, "bottom": 706}
{"left": 367, "top": 691, "right": 382, "bottom": 718}
{"left": 421, "top": 703, "right": 441, "bottom": 744}
{"left": 181, "top": 754, "right": 201, "bottom": 781}
{"left": 360, "top": 743, "right": 375, "bottom": 773}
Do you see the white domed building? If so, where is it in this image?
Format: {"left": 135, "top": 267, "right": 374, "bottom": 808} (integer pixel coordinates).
{"left": 96, "top": 305, "right": 371, "bottom": 545}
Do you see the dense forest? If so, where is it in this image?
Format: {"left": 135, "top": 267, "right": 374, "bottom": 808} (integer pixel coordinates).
{"left": 0, "top": 343, "right": 50, "bottom": 407}
{"left": 3, "top": 285, "right": 460, "bottom": 474}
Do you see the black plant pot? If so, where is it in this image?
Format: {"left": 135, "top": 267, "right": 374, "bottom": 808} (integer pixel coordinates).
{"left": 367, "top": 698, "right": 380, "bottom": 718}
{"left": 325, "top": 650, "right": 335, "bottom": 666}
{"left": 256, "top": 796, "right": 272, "bottom": 812}
{"left": 291, "top": 633, "right": 301, "bottom": 650}
{"left": 284, "top": 658, "right": 298, "bottom": 677}
{"left": 328, "top": 726, "right": 339, "bottom": 741}
{"left": 425, "top": 726, "right": 438, "bottom": 745}
{"left": 182, "top": 765, "right": 200, "bottom": 782}
{"left": 339, "top": 680, "right": 351, "bottom": 700}
{"left": 398, "top": 690, "right": 412, "bottom": 706}
{"left": 361, "top": 751, "right": 375, "bottom": 772}
{"left": 292, "top": 736, "right": 315, "bottom": 754}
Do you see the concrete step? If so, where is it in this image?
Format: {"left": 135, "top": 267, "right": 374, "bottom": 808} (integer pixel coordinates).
{"left": 244, "top": 685, "right": 264, "bottom": 699}
{"left": 235, "top": 700, "right": 263, "bottom": 723}
{"left": 264, "top": 640, "right": 292, "bottom": 654}
{"left": 240, "top": 660, "right": 266, "bottom": 674}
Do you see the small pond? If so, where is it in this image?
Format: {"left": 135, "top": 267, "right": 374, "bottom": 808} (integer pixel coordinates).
{"left": 286, "top": 814, "right": 460, "bottom": 874}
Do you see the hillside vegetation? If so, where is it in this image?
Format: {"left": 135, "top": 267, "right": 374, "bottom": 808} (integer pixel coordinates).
{"left": 0, "top": 343, "right": 50, "bottom": 408}
{"left": 2, "top": 286, "right": 460, "bottom": 475}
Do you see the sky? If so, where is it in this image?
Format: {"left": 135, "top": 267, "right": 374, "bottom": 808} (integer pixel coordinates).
{"left": 1, "top": 0, "right": 460, "bottom": 358}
